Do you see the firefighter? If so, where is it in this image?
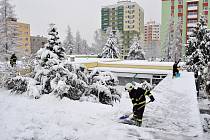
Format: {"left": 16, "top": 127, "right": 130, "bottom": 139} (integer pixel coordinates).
{"left": 125, "top": 82, "right": 155, "bottom": 127}
{"left": 10, "top": 53, "right": 17, "bottom": 67}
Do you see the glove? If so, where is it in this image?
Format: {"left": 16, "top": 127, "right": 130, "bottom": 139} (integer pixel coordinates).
{"left": 150, "top": 96, "right": 155, "bottom": 102}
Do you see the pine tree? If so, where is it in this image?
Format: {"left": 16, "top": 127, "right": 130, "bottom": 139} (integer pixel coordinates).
{"left": 161, "top": 17, "right": 175, "bottom": 61}
{"left": 100, "top": 32, "right": 120, "bottom": 59}
{"left": 171, "top": 19, "right": 183, "bottom": 61}
{"left": 127, "top": 35, "right": 145, "bottom": 60}
{"left": 0, "top": 0, "right": 19, "bottom": 55}
{"left": 92, "top": 29, "right": 107, "bottom": 54}
{"left": 63, "top": 25, "right": 74, "bottom": 55}
{"left": 75, "top": 31, "right": 82, "bottom": 54}
{"left": 83, "top": 69, "right": 121, "bottom": 105}
{"left": 34, "top": 23, "right": 66, "bottom": 94}
{"left": 185, "top": 15, "right": 210, "bottom": 90}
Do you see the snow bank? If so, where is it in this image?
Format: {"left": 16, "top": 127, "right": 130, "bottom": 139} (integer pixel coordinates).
{"left": 144, "top": 72, "right": 203, "bottom": 137}
{"left": 0, "top": 72, "right": 205, "bottom": 139}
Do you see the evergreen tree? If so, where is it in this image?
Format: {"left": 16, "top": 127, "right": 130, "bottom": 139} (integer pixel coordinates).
{"left": 34, "top": 23, "right": 66, "bottom": 94}
{"left": 100, "top": 32, "right": 120, "bottom": 59}
{"left": 75, "top": 31, "right": 82, "bottom": 54}
{"left": 92, "top": 29, "right": 107, "bottom": 54}
{"left": 63, "top": 25, "right": 74, "bottom": 55}
{"left": 185, "top": 15, "right": 210, "bottom": 90}
{"left": 0, "top": 0, "right": 20, "bottom": 55}
{"left": 127, "top": 35, "right": 145, "bottom": 60}
{"left": 161, "top": 17, "right": 175, "bottom": 61}
{"left": 82, "top": 69, "right": 121, "bottom": 105}
{"left": 171, "top": 19, "right": 183, "bottom": 61}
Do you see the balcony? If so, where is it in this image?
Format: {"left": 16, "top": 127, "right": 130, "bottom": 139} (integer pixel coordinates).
{"left": 188, "top": 6, "right": 198, "bottom": 11}
{"left": 187, "top": 23, "right": 197, "bottom": 27}
{"left": 187, "top": 14, "right": 197, "bottom": 19}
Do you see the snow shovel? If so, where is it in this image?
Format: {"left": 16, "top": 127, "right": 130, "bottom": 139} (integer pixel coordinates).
{"left": 119, "top": 101, "right": 152, "bottom": 120}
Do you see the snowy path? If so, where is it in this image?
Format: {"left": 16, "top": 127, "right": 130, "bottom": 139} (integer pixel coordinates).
{"left": 0, "top": 72, "right": 205, "bottom": 140}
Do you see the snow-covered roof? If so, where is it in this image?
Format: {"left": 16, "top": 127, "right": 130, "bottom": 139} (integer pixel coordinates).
{"left": 90, "top": 67, "right": 171, "bottom": 75}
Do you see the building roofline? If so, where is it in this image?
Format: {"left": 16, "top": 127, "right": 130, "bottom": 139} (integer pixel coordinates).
{"left": 101, "top": 1, "right": 143, "bottom": 10}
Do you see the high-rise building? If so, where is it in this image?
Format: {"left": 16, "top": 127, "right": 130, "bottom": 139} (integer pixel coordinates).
{"left": 101, "top": 0, "right": 144, "bottom": 58}
{"left": 144, "top": 21, "right": 161, "bottom": 59}
{"left": 144, "top": 21, "right": 160, "bottom": 43}
{"left": 161, "top": 0, "right": 210, "bottom": 58}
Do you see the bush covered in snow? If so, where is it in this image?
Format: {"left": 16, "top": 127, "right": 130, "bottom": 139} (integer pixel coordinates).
{"left": 81, "top": 69, "right": 121, "bottom": 105}
{"left": 6, "top": 76, "right": 41, "bottom": 99}
{"left": 3, "top": 24, "right": 121, "bottom": 106}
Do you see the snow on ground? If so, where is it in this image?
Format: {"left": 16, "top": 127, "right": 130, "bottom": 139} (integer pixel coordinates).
{"left": 143, "top": 72, "right": 203, "bottom": 137}
{"left": 0, "top": 72, "right": 205, "bottom": 140}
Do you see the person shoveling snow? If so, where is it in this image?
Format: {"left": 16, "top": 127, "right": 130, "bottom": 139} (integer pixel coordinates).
{"left": 120, "top": 82, "right": 155, "bottom": 127}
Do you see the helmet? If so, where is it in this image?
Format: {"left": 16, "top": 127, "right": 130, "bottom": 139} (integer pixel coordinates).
{"left": 125, "top": 83, "right": 134, "bottom": 91}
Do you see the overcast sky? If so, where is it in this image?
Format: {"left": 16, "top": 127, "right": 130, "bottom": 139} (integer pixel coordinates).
{"left": 12, "top": 0, "right": 161, "bottom": 45}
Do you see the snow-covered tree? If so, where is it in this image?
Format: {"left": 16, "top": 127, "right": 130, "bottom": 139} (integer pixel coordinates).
{"left": 32, "top": 24, "right": 91, "bottom": 100}
{"left": 171, "top": 19, "right": 183, "bottom": 62}
{"left": 92, "top": 29, "right": 107, "bottom": 54}
{"left": 63, "top": 25, "right": 74, "bottom": 55}
{"left": 82, "top": 69, "right": 121, "bottom": 105}
{"left": 161, "top": 17, "right": 175, "bottom": 61}
{"left": 0, "top": 0, "right": 20, "bottom": 55}
{"left": 185, "top": 15, "right": 210, "bottom": 90}
{"left": 100, "top": 31, "right": 120, "bottom": 59}
{"left": 81, "top": 39, "right": 88, "bottom": 54}
{"left": 74, "top": 31, "right": 82, "bottom": 54}
{"left": 127, "top": 35, "right": 145, "bottom": 60}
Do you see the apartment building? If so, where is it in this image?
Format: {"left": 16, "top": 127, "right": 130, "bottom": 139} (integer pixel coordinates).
{"left": 144, "top": 21, "right": 161, "bottom": 59}
{"left": 144, "top": 21, "right": 160, "bottom": 42}
{"left": 101, "top": 0, "right": 144, "bottom": 58}
{"left": 161, "top": 0, "right": 210, "bottom": 58}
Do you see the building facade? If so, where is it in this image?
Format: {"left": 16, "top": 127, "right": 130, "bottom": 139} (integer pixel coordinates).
{"left": 144, "top": 21, "right": 161, "bottom": 60}
{"left": 101, "top": 0, "right": 144, "bottom": 58}
{"left": 144, "top": 21, "right": 160, "bottom": 43}
{"left": 30, "top": 36, "right": 47, "bottom": 54}
{"left": 17, "top": 22, "right": 31, "bottom": 56}
{"left": 161, "top": 0, "right": 210, "bottom": 59}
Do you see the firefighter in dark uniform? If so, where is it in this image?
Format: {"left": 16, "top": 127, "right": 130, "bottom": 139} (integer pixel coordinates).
{"left": 125, "top": 83, "right": 155, "bottom": 126}
{"left": 10, "top": 53, "right": 17, "bottom": 67}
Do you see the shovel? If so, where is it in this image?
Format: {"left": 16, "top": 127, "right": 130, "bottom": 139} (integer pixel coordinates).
{"left": 119, "top": 101, "right": 152, "bottom": 120}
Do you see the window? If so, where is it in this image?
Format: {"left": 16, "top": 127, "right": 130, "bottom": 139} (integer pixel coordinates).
{"left": 203, "top": 6, "right": 208, "bottom": 11}
{"left": 188, "top": 3, "right": 198, "bottom": 7}
{"left": 178, "top": 0, "right": 183, "bottom": 5}
{"left": 203, "top": 0, "right": 208, "bottom": 2}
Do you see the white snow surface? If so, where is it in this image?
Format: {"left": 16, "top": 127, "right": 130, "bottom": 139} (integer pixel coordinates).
{"left": 90, "top": 67, "right": 171, "bottom": 75}
{"left": 0, "top": 72, "right": 204, "bottom": 140}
